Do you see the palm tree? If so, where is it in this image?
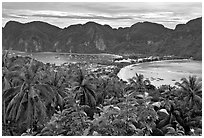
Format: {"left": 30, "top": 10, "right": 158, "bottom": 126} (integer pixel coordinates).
{"left": 126, "top": 73, "right": 149, "bottom": 95}
{"left": 175, "top": 76, "right": 202, "bottom": 110}
{"left": 174, "top": 76, "right": 202, "bottom": 135}
{"left": 72, "top": 69, "right": 97, "bottom": 108}
{"left": 39, "top": 66, "right": 68, "bottom": 99}
{"left": 3, "top": 58, "right": 63, "bottom": 133}
{"left": 2, "top": 51, "right": 22, "bottom": 90}
{"left": 2, "top": 56, "right": 41, "bottom": 88}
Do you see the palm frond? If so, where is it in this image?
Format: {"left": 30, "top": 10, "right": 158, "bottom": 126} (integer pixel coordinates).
{"left": 7, "top": 101, "right": 16, "bottom": 120}
{"left": 26, "top": 94, "right": 33, "bottom": 129}
{"left": 15, "top": 92, "right": 28, "bottom": 122}
{"left": 86, "top": 91, "right": 96, "bottom": 108}
{"left": 6, "top": 92, "right": 22, "bottom": 118}
{"left": 193, "top": 95, "right": 202, "bottom": 106}
{"left": 34, "top": 84, "right": 56, "bottom": 103}
{"left": 3, "top": 86, "right": 21, "bottom": 102}
{"left": 8, "top": 83, "right": 26, "bottom": 121}
{"left": 33, "top": 97, "right": 47, "bottom": 123}
{"left": 55, "top": 92, "right": 64, "bottom": 109}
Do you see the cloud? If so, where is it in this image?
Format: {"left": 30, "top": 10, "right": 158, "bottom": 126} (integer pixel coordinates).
{"left": 2, "top": 13, "right": 22, "bottom": 19}
{"left": 26, "top": 14, "right": 133, "bottom": 20}
{"left": 3, "top": 8, "right": 133, "bottom": 20}
{"left": 2, "top": 2, "right": 202, "bottom": 29}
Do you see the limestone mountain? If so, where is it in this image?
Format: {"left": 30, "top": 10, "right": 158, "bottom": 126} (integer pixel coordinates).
{"left": 2, "top": 21, "right": 61, "bottom": 52}
{"left": 154, "top": 17, "right": 202, "bottom": 60}
{"left": 2, "top": 17, "right": 202, "bottom": 60}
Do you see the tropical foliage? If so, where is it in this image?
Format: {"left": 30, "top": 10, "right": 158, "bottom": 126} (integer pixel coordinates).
{"left": 2, "top": 52, "right": 202, "bottom": 136}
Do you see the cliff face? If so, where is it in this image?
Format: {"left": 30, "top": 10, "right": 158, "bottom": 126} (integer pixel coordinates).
{"left": 2, "top": 21, "right": 61, "bottom": 52}
{"left": 154, "top": 17, "right": 202, "bottom": 60}
{"left": 2, "top": 17, "right": 202, "bottom": 60}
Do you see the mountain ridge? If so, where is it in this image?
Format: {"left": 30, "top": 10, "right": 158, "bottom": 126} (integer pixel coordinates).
{"left": 2, "top": 17, "right": 202, "bottom": 60}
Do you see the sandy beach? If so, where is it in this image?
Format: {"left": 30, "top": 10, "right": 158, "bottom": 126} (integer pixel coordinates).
{"left": 117, "top": 60, "right": 202, "bottom": 87}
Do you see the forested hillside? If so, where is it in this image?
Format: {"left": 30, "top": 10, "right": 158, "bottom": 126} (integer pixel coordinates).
{"left": 2, "top": 17, "right": 202, "bottom": 60}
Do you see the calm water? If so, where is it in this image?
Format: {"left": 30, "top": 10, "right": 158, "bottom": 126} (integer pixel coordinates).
{"left": 8, "top": 51, "right": 119, "bottom": 65}
{"left": 118, "top": 60, "right": 202, "bottom": 87}
{"left": 7, "top": 51, "right": 202, "bottom": 87}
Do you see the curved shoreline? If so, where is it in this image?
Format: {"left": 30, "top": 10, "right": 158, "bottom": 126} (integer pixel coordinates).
{"left": 117, "top": 59, "right": 202, "bottom": 87}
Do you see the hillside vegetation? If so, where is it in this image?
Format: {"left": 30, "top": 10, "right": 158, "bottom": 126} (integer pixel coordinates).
{"left": 2, "top": 17, "right": 202, "bottom": 60}
{"left": 2, "top": 51, "right": 202, "bottom": 136}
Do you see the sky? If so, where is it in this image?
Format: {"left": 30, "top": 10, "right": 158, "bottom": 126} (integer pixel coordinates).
{"left": 2, "top": 2, "right": 202, "bottom": 29}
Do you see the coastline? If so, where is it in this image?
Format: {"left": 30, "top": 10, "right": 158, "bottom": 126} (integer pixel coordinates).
{"left": 117, "top": 59, "right": 202, "bottom": 87}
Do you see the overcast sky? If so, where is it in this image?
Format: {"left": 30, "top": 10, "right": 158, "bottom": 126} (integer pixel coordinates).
{"left": 2, "top": 2, "right": 202, "bottom": 29}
